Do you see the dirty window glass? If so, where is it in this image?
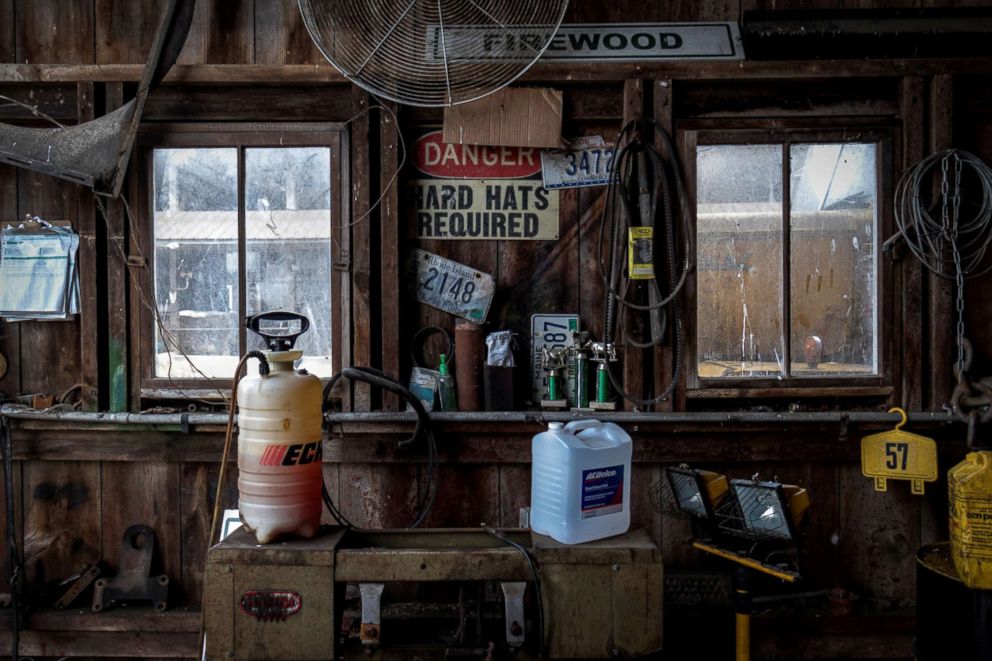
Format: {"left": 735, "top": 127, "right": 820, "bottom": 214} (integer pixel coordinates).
{"left": 695, "top": 141, "right": 878, "bottom": 380}
{"left": 152, "top": 148, "right": 239, "bottom": 379}
{"left": 245, "top": 147, "right": 333, "bottom": 377}
{"left": 790, "top": 144, "right": 877, "bottom": 376}
{"left": 696, "top": 144, "right": 784, "bottom": 378}
{"left": 152, "top": 145, "right": 334, "bottom": 380}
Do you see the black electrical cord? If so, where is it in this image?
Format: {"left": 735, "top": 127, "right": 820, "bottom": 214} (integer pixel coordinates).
{"left": 598, "top": 119, "right": 692, "bottom": 408}
{"left": 322, "top": 367, "right": 438, "bottom": 529}
{"left": 2, "top": 416, "right": 20, "bottom": 661}
{"left": 484, "top": 526, "right": 544, "bottom": 659}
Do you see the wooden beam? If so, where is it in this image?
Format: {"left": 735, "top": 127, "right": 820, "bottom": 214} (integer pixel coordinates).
{"left": 899, "top": 77, "right": 926, "bottom": 412}
{"left": 929, "top": 74, "right": 955, "bottom": 411}
{"left": 653, "top": 79, "right": 677, "bottom": 412}
{"left": 379, "top": 101, "right": 401, "bottom": 410}
{"left": 621, "top": 79, "right": 646, "bottom": 411}
{"left": 76, "top": 82, "right": 99, "bottom": 411}
{"left": 350, "top": 87, "right": 372, "bottom": 411}
{"left": 4, "top": 58, "right": 992, "bottom": 84}
{"left": 104, "top": 83, "right": 129, "bottom": 412}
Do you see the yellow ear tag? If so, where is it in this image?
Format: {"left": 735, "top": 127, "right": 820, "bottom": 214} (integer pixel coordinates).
{"left": 861, "top": 407, "right": 938, "bottom": 495}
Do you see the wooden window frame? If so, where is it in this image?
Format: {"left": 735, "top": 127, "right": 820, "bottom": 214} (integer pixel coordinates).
{"left": 131, "top": 122, "right": 351, "bottom": 404}
{"left": 681, "top": 125, "right": 895, "bottom": 398}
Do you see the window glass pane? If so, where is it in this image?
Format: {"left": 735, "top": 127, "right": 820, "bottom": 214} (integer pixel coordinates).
{"left": 245, "top": 147, "right": 333, "bottom": 377}
{"left": 696, "top": 144, "right": 784, "bottom": 378}
{"left": 153, "top": 148, "right": 239, "bottom": 379}
{"left": 790, "top": 143, "right": 877, "bottom": 376}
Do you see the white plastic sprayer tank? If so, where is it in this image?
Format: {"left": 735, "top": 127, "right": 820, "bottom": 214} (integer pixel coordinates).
{"left": 530, "top": 420, "right": 632, "bottom": 544}
{"left": 237, "top": 312, "right": 324, "bottom": 544}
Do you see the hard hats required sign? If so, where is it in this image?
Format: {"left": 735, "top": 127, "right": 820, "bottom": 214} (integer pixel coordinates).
{"left": 409, "top": 129, "right": 560, "bottom": 241}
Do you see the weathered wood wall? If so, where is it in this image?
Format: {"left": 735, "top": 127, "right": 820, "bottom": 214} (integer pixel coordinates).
{"left": 2, "top": 1, "right": 992, "bottom": 659}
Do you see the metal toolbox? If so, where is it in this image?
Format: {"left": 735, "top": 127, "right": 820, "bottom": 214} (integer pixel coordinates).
{"left": 203, "top": 526, "right": 661, "bottom": 659}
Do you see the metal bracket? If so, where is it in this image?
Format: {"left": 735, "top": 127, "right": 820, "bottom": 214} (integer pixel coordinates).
{"left": 92, "top": 524, "right": 169, "bottom": 612}
{"left": 500, "top": 581, "right": 527, "bottom": 648}
{"left": 55, "top": 563, "right": 101, "bottom": 609}
{"left": 359, "top": 582, "right": 385, "bottom": 648}
{"left": 0, "top": 0, "right": 194, "bottom": 198}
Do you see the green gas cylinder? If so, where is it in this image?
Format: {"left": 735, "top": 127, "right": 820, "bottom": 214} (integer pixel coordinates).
{"left": 948, "top": 450, "right": 992, "bottom": 590}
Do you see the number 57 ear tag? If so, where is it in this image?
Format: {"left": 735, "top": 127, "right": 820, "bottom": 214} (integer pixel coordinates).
{"left": 861, "top": 407, "right": 938, "bottom": 495}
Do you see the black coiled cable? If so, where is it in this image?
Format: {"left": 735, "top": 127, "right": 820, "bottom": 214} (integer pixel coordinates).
{"left": 321, "top": 367, "right": 437, "bottom": 529}
{"left": 598, "top": 119, "right": 692, "bottom": 408}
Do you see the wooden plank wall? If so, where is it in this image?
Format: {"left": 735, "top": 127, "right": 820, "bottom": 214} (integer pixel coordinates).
{"left": 2, "top": 2, "right": 992, "bottom": 658}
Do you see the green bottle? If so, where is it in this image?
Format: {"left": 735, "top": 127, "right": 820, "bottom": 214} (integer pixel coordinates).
{"left": 438, "top": 353, "right": 457, "bottom": 411}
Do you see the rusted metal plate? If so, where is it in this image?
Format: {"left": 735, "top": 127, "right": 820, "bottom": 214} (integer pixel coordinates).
{"left": 336, "top": 548, "right": 531, "bottom": 583}
{"left": 233, "top": 564, "right": 333, "bottom": 659}
{"left": 531, "top": 527, "right": 661, "bottom": 564}
{"left": 207, "top": 526, "right": 341, "bottom": 566}
{"left": 612, "top": 562, "right": 663, "bottom": 655}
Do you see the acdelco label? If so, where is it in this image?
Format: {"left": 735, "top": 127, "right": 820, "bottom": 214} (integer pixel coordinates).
{"left": 581, "top": 464, "right": 625, "bottom": 519}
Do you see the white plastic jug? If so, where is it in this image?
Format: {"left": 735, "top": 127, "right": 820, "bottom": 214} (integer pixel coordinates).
{"left": 530, "top": 419, "right": 632, "bottom": 544}
{"left": 237, "top": 312, "right": 324, "bottom": 544}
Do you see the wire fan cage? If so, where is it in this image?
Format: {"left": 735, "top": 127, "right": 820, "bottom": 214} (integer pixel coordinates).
{"left": 298, "top": 0, "right": 569, "bottom": 107}
{"left": 715, "top": 481, "right": 796, "bottom": 543}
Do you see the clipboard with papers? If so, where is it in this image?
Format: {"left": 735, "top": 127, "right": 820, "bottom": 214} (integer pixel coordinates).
{"left": 0, "top": 216, "right": 80, "bottom": 321}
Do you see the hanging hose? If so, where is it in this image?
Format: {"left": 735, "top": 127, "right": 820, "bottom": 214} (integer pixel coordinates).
{"left": 321, "top": 367, "right": 438, "bottom": 529}
{"left": 197, "top": 350, "right": 268, "bottom": 659}
{"left": 598, "top": 119, "right": 692, "bottom": 408}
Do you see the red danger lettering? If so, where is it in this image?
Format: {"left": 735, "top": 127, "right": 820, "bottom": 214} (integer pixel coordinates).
{"left": 414, "top": 130, "right": 540, "bottom": 179}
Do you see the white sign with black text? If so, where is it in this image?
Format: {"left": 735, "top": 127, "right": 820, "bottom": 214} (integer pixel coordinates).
{"left": 426, "top": 23, "right": 743, "bottom": 62}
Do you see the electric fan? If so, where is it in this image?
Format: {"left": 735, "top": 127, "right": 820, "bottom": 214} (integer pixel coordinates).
{"left": 298, "top": 0, "right": 569, "bottom": 107}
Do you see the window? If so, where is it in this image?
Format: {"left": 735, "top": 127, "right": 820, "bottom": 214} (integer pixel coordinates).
{"left": 689, "top": 130, "right": 887, "bottom": 388}
{"left": 136, "top": 124, "right": 348, "bottom": 396}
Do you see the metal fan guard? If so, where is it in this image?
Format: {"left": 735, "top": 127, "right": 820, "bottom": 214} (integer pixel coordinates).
{"left": 299, "top": 0, "right": 569, "bottom": 107}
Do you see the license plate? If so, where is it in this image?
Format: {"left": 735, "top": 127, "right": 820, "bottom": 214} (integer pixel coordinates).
{"left": 861, "top": 430, "right": 937, "bottom": 495}
{"left": 531, "top": 314, "right": 579, "bottom": 404}
{"left": 408, "top": 248, "right": 494, "bottom": 324}
{"left": 541, "top": 136, "right": 615, "bottom": 190}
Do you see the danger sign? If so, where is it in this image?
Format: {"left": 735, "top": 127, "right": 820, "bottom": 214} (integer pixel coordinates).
{"left": 410, "top": 130, "right": 559, "bottom": 241}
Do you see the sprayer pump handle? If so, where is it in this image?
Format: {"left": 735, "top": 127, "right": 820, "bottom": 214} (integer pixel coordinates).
{"left": 244, "top": 310, "right": 310, "bottom": 351}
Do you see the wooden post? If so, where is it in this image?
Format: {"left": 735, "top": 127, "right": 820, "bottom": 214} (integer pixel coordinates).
{"left": 898, "top": 76, "right": 925, "bottom": 412}
{"left": 76, "top": 82, "right": 99, "bottom": 411}
{"left": 380, "top": 101, "right": 401, "bottom": 411}
{"left": 621, "top": 79, "right": 647, "bottom": 410}
{"left": 351, "top": 87, "right": 372, "bottom": 412}
{"left": 929, "top": 74, "right": 955, "bottom": 411}
{"left": 653, "top": 79, "right": 677, "bottom": 412}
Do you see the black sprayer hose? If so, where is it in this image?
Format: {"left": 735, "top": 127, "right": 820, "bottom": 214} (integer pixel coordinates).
{"left": 322, "top": 367, "right": 437, "bottom": 529}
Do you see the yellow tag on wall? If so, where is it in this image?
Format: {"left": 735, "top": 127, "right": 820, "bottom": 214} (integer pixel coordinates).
{"left": 628, "top": 227, "right": 654, "bottom": 280}
{"left": 861, "top": 408, "right": 938, "bottom": 495}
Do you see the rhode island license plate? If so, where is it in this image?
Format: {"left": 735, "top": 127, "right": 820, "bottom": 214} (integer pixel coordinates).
{"left": 408, "top": 248, "right": 495, "bottom": 324}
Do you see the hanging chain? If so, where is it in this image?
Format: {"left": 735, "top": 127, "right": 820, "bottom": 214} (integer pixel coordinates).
{"left": 943, "top": 154, "right": 968, "bottom": 378}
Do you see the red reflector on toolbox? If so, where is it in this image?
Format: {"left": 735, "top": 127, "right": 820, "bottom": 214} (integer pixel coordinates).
{"left": 240, "top": 590, "right": 302, "bottom": 621}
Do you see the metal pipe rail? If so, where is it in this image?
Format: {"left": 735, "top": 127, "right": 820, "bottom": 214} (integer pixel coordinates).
{"left": 0, "top": 404, "right": 960, "bottom": 428}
